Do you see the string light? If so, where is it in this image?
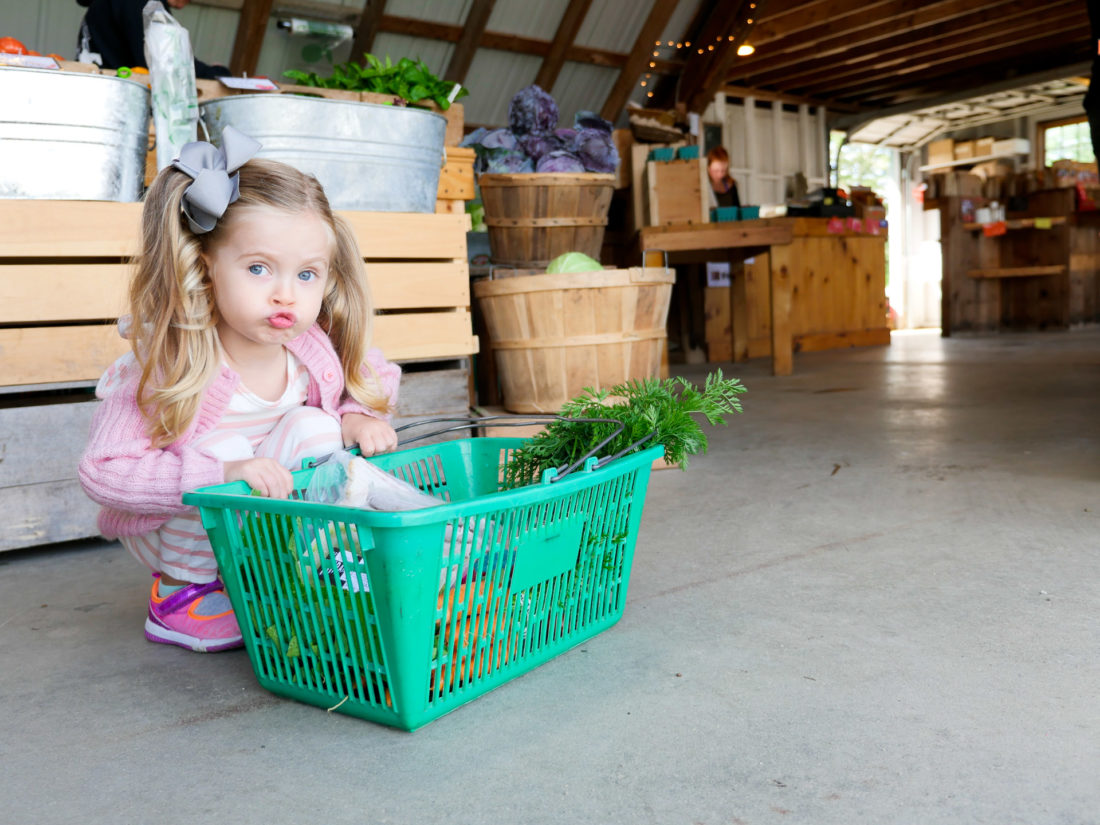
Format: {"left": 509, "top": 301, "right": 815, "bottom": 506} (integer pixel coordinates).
{"left": 640, "top": 13, "right": 760, "bottom": 96}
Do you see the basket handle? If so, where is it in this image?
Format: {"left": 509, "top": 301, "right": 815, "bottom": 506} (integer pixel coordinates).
{"left": 488, "top": 264, "right": 516, "bottom": 280}
{"left": 391, "top": 414, "right": 631, "bottom": 482}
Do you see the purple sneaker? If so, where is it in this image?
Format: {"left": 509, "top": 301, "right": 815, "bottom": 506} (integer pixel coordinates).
{"left": 145, "top": 576, "right": 244, "bottom": 653}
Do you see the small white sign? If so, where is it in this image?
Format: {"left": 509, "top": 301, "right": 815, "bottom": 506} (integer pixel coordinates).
{"left": 217, "top": 75, "right": 278, "bottom": 91}
{"left": 0, "top": 54, "right": 60, "bottom": 70}
{"left": 706, "top": 261, "right": 731, "bottom": 288}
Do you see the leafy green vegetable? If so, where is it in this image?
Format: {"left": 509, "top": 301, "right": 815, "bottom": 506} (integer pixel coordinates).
{"left": 503, "top": 371, "right": 746, "bottom": 488}
{"left": 284, "top": 53, "right": 468, "bottom": 110}
{"left": 546, "top": 252, "right": 603, "bottom": 273}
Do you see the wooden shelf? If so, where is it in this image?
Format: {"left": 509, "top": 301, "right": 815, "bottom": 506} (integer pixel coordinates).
{"left": 920, "top": 151, "right": 1027, "bottom": 172}
{"left": 962, "top": 217, "right": 1066, "bottom": 231}
{"left": 966, "top": 265, "right": 1066, "bottom": 279}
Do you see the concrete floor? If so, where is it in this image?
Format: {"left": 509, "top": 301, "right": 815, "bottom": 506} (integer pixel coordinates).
{"left": 2, "top": 329, "right": 1099, "bottom": 824}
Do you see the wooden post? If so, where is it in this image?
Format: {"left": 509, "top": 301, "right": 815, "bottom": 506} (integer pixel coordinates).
{"left": 729, "top": 253, "right": 748, "bottom": 362}
{"left": 228, "top": 0, "right": 274, "bottom": 78}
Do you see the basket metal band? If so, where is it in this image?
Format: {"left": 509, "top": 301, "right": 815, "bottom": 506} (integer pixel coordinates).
{"left": 488, "top": 329, "right": 668, "bottom": 350}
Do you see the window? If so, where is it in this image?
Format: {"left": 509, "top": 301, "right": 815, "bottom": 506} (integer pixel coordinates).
{"left": 1039, "top": 117, "right": 1095, "bottom": 166}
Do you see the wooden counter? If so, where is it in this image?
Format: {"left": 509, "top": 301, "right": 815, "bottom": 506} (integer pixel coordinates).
{"left": 703, "top": 217, "right": 890, "bottom": 361}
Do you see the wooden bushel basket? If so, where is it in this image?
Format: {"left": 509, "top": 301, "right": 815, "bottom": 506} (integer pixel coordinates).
{"left": 479, "top": 173, "right": 615, "bottom": 269}
{"left": 472, "top": 266, "right": 675, "bottom": 413}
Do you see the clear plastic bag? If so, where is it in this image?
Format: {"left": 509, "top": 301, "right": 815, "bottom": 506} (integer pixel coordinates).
{"left": 143, "top": 1, "right": 198, "bottom": 170}
{"left": 305, "top": 451, "right": 443, "bottom": 511}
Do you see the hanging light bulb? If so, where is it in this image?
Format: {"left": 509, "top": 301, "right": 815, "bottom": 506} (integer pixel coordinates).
{"left": 684, "top": 40, "right": 691, "bottom": 47}
{"left": 649, "top": 61, "right": 656, "bottom": 67}
{"left": 737, "top": 43, "right": 755, "bottom": 56}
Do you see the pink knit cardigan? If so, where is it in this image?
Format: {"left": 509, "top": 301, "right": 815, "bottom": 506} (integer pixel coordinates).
{"left": 78, "top": 324, "right": 400, "bottom": 539}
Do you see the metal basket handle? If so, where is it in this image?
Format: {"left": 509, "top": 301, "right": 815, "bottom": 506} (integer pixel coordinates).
{"left": 392, "top": 414, "right": 643, "bottom": 482}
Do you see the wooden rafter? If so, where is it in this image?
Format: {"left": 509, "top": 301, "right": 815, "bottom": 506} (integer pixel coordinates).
{"left": 444, "top": 0, "right": 496, "bottom": 84}
{"left": 676, "top": 0, "right": 745, "bottom": 110}
{"left": 533, "top": 0, "right": 593, "bottom": 94}
{"left": 228, "top": 0, "right": 274, "bottom": 77}
{"left": 736, "top": 0, "right": 1076, "bottom": 82}
{"left": 752, "top": 4, "right": 1082, "bottom": 93}
{"left": 599, "top": 0, "right": 680, "bottom": 122}
{"left": 814, "top": 24, "right": 1088, "bottom": 105}
{"left": 349, "top": 0, "right": 386, "bottom": 63}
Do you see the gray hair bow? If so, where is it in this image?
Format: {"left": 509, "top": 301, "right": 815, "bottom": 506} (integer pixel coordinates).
{"left": 172, "top": 125, "right": 262, "bottom": 234}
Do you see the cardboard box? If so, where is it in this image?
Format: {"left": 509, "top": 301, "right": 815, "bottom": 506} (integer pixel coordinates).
{"left": 974, "top": 137, "right": 996, "bottom": 158}
{"left": 953, "top": 140, "right": 976, "bottom": 160}
{"left": 927, "top": 138, "right": 954, "bottom": 166}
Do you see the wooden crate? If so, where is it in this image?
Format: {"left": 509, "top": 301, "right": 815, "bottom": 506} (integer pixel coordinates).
{"left": 644, "top": 157, "right": 709, "bottom": 227}
{"left": 436, "top": 146, "right": 476, "bottom": 215}
{"left": 0, "top": 203, "right": 478, "bottom": 551}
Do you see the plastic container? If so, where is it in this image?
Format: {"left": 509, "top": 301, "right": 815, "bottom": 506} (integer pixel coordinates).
{"left": 739, "top": 205, "right": 760, "bottom": 220}
{"left": 184, "top": 436, "right": 662, "bottom": 731}
{"left": 710, "top": 206, "right": 739, "bottom": 222}
{"left": 647, "top": 147, "right": 676, "bottom": 162}
{"left": 676, "top": 145, "right": 700, "bottom": 160}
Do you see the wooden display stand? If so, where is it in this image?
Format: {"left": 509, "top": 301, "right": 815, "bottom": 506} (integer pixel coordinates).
{"left": 701, "top": 218, "right": 890, "bottom": 362}
{"left": 0, "top": 204, "right": 478, "bottom": 552}
{"left": 928, "top": 188, "right": 1100, "bottom": 334}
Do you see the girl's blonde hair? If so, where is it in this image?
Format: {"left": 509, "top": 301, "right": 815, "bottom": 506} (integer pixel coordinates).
{"left": 131, "top": 157, "right": 390, "bottom": 446}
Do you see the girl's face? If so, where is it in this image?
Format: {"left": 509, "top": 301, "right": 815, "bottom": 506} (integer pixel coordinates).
{"left": 202, "top": 206, "right": 333, "bottom": 358}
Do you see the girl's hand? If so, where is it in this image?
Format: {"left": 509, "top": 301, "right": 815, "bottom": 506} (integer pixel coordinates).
{"left": 342, "top": 413, "right": 399, "bottom": 456}
{"left": 224, "top": 458, "right": 294, "bottom": 499}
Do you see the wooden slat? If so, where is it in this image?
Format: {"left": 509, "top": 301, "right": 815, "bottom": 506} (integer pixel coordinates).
{"left": 349, "top": 0, "right": 386, "bottom": 63}
{"left": 368, "top": 262, "right": 470, "bottom": 309}
{"left": 639, "top": 222, "right": 793, "bottom": 253}
{"left": 0, "top": 479, "right": 100, "bottom": 553}
{"left": 534, "top": 0, "right": 593, "bottom": 93}
{"left": 0, "top": 264, "right": 129, "bottom": 323}
{"left": 0, "top": 201, "right": 141, "bottom": 257}
{"left": 373, "top": 312, "right": 479, "bottom": 360}
{"left": 339, "top": 211, "right": 470, "bottom": 259}
{"left": 229, "top": 0, "right": 274, "bottom": 77}
{"left": 600, "top": 0, "right": 680, "bottom": 123}
{"left": 0, "top": 326, "right": 127, "bottom": 386}
{"left": 967, "top": 266, "right": 1066, "bottom": 279}
{"left": 445, "top": 0, "right": 496, "bottom": 84}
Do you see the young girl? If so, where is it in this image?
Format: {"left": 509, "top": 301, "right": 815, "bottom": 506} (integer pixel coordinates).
{"left": 79, "top": 126, "right": 401, "bottom": 653}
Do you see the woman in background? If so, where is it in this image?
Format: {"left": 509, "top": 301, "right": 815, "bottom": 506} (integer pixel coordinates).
{"left": 706, "top": 145, "right": 741, "bottom": 210}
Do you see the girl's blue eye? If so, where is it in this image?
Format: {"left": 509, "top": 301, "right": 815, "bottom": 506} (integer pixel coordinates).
{"left": 248, "top": 264, "right": 266, "bottom": 276}
{"left": 298, "top": 270, "right": 317, "bottom": 282}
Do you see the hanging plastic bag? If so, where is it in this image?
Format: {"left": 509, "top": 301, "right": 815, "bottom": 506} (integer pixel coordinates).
{"left": 143, "top": 1, "right": 198, "bottom": 170}
{"left": 305, "top": 451, "right": 444, "bottom": 511}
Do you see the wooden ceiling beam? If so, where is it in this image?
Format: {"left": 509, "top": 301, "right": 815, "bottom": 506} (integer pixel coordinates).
{"left": 599, "top": 0, "right": 680, "bottom": 122}
{"left": 533, "top": 0, "right": 593, "bottom": 93}
{"left": 736, "top": 0, "right": 1078, "bottom": 84}
{"left": 810, "top": 23, "right": 1088, "bottom": 103}
{"left": 756, "top": 6, "right": 1082, "bottom": 94}
{"left": 677, "top": 0, "right": 747, "bottom": 110}
{"left": 444, "top": 0, "right": 496, "bottom": 84}
{"left": 229, "top": 0, "right": 274, "bottom": 76}
{"left": 376, "top": 14, "right": 682, "bottom": 75}
{"left": 348, "top": 0, "right": 386, "bottom": 62}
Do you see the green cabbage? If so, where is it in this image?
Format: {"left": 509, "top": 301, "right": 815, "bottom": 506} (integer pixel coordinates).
{"left": 546, "top": 252, "right": 603, "bottom": 273}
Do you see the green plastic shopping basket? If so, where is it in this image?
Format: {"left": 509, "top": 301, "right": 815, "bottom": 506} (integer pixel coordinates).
{"left": 183, "top": 423, "right": 662, "bottom": 731}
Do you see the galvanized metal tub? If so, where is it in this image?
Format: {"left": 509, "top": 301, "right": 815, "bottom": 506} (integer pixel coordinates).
{"left": 200, "top": 95, "right": 446, "bottom": 213}
{"left": 0, "top": 67, "right": 150, "bottom": 201}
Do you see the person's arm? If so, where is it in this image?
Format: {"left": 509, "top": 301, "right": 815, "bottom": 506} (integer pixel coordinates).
{"left": 336, "top": 348, "right": 402, "bottom": 421}
{"left": 337, "top": 348, "right": 402, "bottom": 455}
{"left": 78, "top": 387, "right": 224, "bottom": 515}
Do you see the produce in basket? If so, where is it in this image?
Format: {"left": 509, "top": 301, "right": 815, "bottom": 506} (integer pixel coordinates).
{"left": 283, "top": 53, "right": 467, "bottom": 110}
{"left": 503, "top": 372, "right": 746, "bottom": 488}
{"left": 546, "top": 251, "right": 603, "bottom": 273}
{"left": 461, "top": 84, "right": 619, "bottom": 175}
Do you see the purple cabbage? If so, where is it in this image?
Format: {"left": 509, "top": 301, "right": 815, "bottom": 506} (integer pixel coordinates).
{"left": 481, "top": 128, "right": 520, "bottom": 150}
{"left": 508, "top": 84, "right": 559, "bottom": 136}
{"left": 573, "top": 110, "right": 612, "bottom": 134}
{"left": 520, "top": 132, "right": 565, "bottom": 161}
{"left": 459, "top": 126, "right": 488, "bottom": 148}
{"left": 554, "top": 127, "right": 577, "bottom": 143}
{"left": 535, "top": 150, "right": 585, "bottom": 174}
{"left": 573, "top": 127, "right": 619, "bottom": 174}
{"left": 486, "top": 151, "right": 536, "bottom": 174}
